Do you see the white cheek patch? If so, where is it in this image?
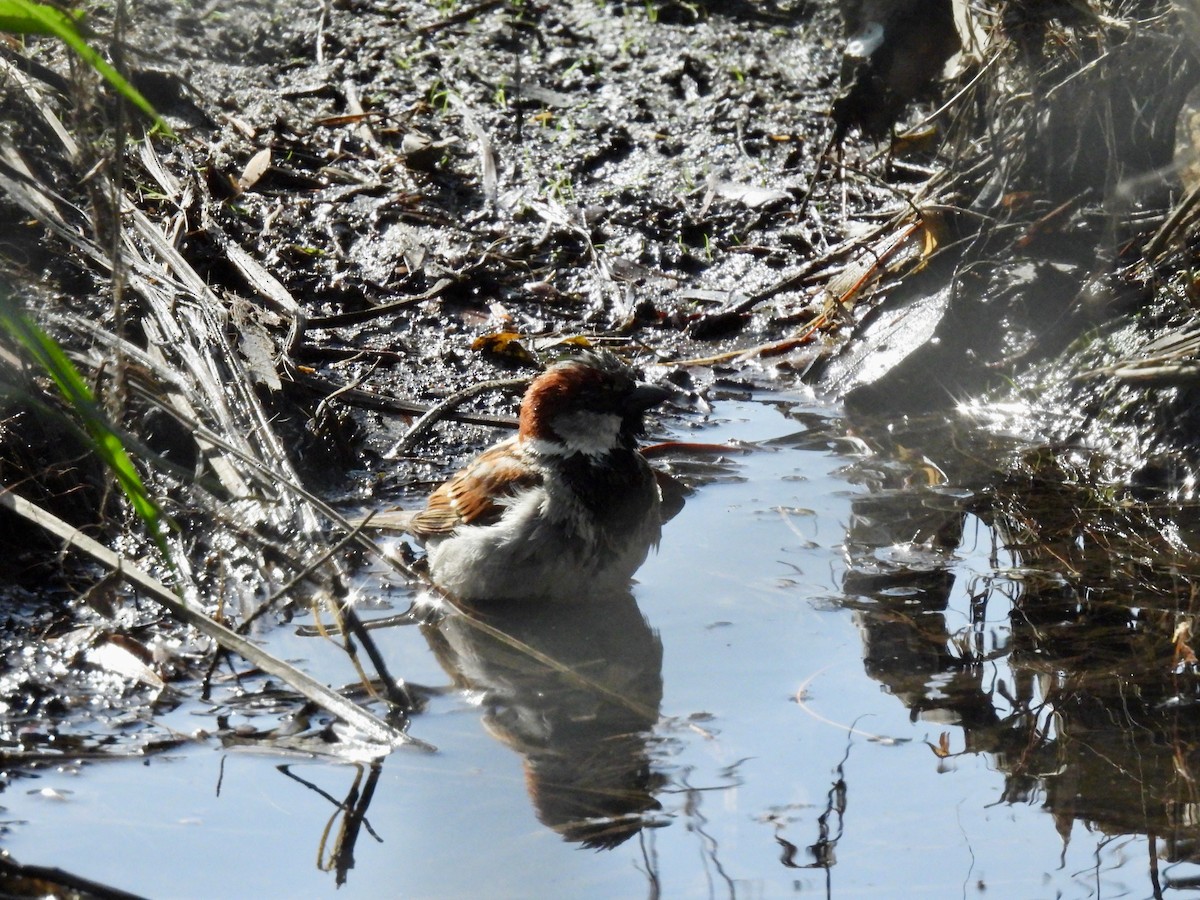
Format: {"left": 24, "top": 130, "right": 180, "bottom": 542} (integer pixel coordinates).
{"left": 541, "top": 410, "right": 623, "bottom": 457}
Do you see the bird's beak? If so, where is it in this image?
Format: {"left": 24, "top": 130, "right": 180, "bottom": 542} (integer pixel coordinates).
{"left": 626, "top": 382, "right": 673, "bottom": 413}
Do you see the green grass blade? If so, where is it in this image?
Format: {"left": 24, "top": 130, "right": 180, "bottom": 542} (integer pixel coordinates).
{"left": 0, "top": 0, "right": 176, "bottom": 138}
{"left": 0, "top": 299, "right": 172, "bottom": 563}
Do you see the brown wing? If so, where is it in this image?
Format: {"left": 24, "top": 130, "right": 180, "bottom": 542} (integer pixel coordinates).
{"left": 407, "top": 438, "right": 542, "bottom": 538}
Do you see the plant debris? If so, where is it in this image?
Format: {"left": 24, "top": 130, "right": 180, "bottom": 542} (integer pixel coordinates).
{"left": 2, "top": 0, "right": 1200, "bottom": 782}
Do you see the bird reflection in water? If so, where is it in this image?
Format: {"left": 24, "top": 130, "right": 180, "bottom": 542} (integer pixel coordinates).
{"left": 422, "top": 590, "right": 666, "bottom": 848}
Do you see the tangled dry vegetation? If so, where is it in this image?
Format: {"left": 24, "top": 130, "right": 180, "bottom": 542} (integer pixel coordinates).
{"left": 0, "top": 0, "right": 1198, "bottom": 750}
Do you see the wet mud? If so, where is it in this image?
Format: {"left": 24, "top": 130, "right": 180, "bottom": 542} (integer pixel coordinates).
{"left": 6, "top": 0, "right": 1200, "bottom": 894}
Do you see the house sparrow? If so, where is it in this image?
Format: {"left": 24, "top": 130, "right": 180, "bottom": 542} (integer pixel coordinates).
{"left": 384, "top": 351, "right": 672, "bottom": 602}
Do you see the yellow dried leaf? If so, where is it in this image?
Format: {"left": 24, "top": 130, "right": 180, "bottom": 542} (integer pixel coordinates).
{"left": 1174, "top": 620, "right": 1198, "bottom": 669}
{"left": 930, "top": 731, "right": 952, "bottom": 758}
{"left": 471, "top": 331, "right": 536, "bottom": 364}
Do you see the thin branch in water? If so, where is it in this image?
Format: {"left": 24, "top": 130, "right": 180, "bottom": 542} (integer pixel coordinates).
{"left": 387, "top": 377, "right": 528, "bottom": 458}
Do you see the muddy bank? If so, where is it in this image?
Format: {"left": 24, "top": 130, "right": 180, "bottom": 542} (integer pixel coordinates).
{"left": 2, "top": 0, "right": 1200, "bottom": 842}
{"left": 0, "top": 0, "right": 870, "bottom": 769}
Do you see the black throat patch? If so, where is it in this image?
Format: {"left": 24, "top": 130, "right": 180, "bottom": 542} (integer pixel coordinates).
{"left": 556, "top": 450, "right": 657, "bottom": 535}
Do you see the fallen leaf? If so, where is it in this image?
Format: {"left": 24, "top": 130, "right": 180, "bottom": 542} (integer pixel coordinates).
{"left": 715, "top": 182, "right": 791, "bottom": 209}
{"left": 471, "top": 331, "right": 537, "bottom": 364}
{"left": 929, "top": 731, "right": 952, "bottom": 758}
{"left": 238, "top": 147, "right": 272, "bottom": 193}
{"left": 87, "top": 640, "right": 165, "bottom": 690}
{"left": 1174, "top": 620, "right": 1198, "bottom": 669}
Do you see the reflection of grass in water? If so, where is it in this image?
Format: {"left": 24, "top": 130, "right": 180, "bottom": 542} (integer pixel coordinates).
{"left": 844, "top": 421, "right": 1200, "bottom": 857}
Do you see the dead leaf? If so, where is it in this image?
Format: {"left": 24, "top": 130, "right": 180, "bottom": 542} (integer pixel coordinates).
{"left": 891, "top": 125, "right": 939, "bottom": 155}
{"left": 401, "top": 131, "right": 458, "bottom": 170}
{"left": 540, "top": 335, "right": 594, "bottom": 354}
{"left": 1174, "top": 620, "right": 1198, "bottom": 669}
{"left": 471, "top": 331, "right": 537, "bottom": 365}
{"left": 87, "top": 639, "right": 165, "bottom": 690}
{"left": 239, "top": 326, "right": 282, "bottom": 391}
{"left": 715, "top": 182, "right": 791, "bottom": 209}
{"left": 79, "top": 571, "right": 121, "bottom": 618}
{"left": 238, "top": 147, "right": 272, "bottom": 193}
{"left": 488, "top": 301, "right": 513, "bottom": 326}
{"left": 231, "top": 297, "right": 282, "bottom": 390}
{"left": 314, "top": 112, "right": 375, "bottom": 127}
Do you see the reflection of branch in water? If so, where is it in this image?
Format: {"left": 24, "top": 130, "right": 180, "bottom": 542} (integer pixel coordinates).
{"left": 677, "top": 766, "right": 738, "bottom": 899}
{"left": 956, "top": 802, "right": 977, "bottom": 896}
{"left": 1149, "top": 831, "right": 1163, "bottom": 900}
{"left": 795, "top": 732, "right": 853, "bottom": 900}
{"left": 278, "top": 761, "right": 384, "bottom": 887}
{"left": 636, "top": 828, "right": 662, "bottom": 900}
{"left": 836, "top": 413, "right": 1200, "bottom": 893}
{"left": 792, "top": 663, "right": 908, "bottom": 745}
{"left": 1074, "top": 833, "right": 1140, "bottom": 896}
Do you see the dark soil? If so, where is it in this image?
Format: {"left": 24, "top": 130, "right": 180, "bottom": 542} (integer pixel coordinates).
{"left": 124, "top": 0, "right": 856, "bottom": 450}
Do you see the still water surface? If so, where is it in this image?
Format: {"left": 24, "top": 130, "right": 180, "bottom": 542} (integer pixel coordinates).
{"left": 4, "top": 395, "right": 1195, "bottom": 898}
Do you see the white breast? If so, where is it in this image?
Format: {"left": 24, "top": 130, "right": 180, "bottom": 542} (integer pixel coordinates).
{"left": 425, "top": 479, "right": 660, "bottom": 602}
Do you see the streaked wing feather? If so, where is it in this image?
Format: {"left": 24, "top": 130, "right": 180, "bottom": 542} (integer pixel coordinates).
{"left": 407, "top": 439, "right": 541, "bottom": 537}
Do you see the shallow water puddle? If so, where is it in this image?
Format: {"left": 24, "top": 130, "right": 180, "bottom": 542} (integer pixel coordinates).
{"left": 3, "top": 396, "right": 1197, "bottom": 898}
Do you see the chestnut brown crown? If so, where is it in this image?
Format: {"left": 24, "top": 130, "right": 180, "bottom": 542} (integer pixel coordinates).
{"left": 518, "top": 351, "right": 670, "bottom": 453}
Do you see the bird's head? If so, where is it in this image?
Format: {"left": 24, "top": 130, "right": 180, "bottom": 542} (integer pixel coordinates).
{"left": 518, "top": 351, "right": 670, "bottom": 457}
